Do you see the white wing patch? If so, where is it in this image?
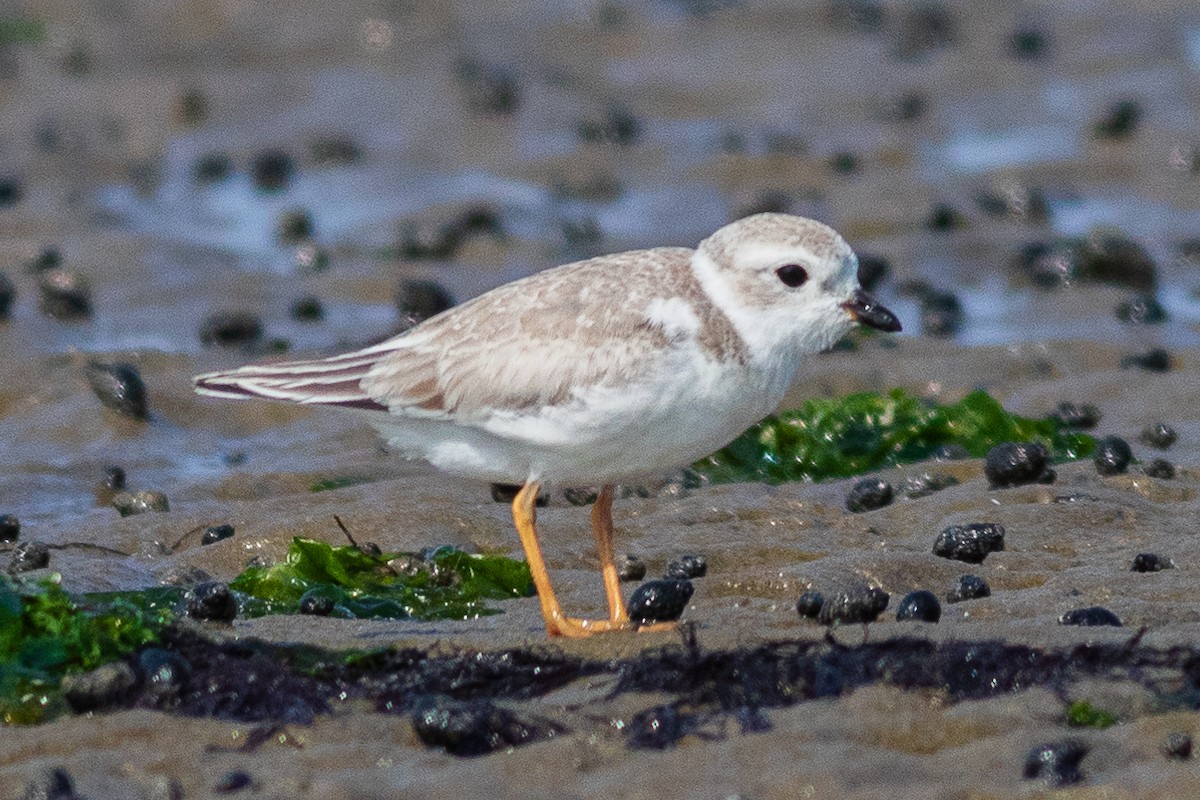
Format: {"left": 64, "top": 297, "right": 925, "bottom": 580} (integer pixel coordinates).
{"left": 644, "top": 296, "right": 700, "bottom": 341}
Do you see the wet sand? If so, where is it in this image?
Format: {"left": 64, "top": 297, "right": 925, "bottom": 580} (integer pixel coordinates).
{"left": 5, "top": 1, "right": 1200, "bottom": 797}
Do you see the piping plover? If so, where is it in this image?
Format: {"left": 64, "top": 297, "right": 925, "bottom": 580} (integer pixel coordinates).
{"left": 194, "top": 212, "right": 901, "bottom": 637}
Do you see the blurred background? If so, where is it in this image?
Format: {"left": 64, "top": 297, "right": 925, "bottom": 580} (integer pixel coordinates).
{"left": 2, "top": 0, "right": 1200, "bottom": 523}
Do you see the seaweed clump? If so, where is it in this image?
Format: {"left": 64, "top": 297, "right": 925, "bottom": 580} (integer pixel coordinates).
{"left": 696, "top": 389, "right": 1095, "bottom": 484}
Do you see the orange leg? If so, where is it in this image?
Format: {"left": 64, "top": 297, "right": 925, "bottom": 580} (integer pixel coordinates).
{"left": 591, "top": 485, "right": 630, "bottom": 624}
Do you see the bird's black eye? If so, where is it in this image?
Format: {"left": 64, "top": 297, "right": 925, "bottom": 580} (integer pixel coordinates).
{"left": 775, "top": 264, "right": 808, "bottom": 288}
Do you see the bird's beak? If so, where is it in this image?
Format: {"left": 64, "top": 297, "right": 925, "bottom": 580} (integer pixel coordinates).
{"left": 842, "top": 289, "right": 902, "bottom": 332}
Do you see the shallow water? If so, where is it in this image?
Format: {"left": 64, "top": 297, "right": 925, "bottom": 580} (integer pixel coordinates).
{"left": 5, "top": 1, "right": 1200, "bottom": 797}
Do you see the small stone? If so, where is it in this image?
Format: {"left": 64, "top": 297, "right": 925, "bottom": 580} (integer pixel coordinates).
{"left": 308, "top": 134, "right": 363, "bottom": 166}
{"left": 176, "top": 87, "right": 208, "bottom": 126}
{"left": 628, "top": 579, "right": 694, "bottom": 625}
{"left": 18, "top": 767, "right": 78, "bottom": 800}
{"left": 932, "top": 443, "right": 970, "bottom": 461}
{"left": 0, "top": 271, "right": 14, "bottom": 319}
{"left": 199, "top": 311, "right": 264, "bottom": 347}
{"left": 577, "top": 105, "right": 641, "bottom": 146}
{"left": 985, "top": 442, "right": 1052, "bottom": 488}
{"left": 251, "top": 148, "right": 294, "bottom": 192}
{"left": 1115, "top": 293, "right": 1167, "bottom": 325}
{"left": 1009, "top": 26, "right": 1048, "bottom": 59}
{"left": 1143, "top": 458, "right": 1175, "bottom": 479}
{"left": 61, "top": 661, "right": 138, "bottom": 712}
{"left": 626, "top": 704, "right": 691, "bottom": 750}
{"left": 290, "top": 296, "right": 324, "bottom": 322}
{"left": 112, "top": 490, "right": 169, "bottom": 517}
{"left": 1164, "top": 733, "right": 1193, "bottom": 760}
{"left": 192, "top": 152, "right": 232, "bottom": 183}
{"left": 895, "top": 590, "right": 941, "bottom": 622}
{"left": 845, "top": 478, "right": 893, "bottom": 512}
{"left": 1050, "top": 402, "right": 1100, "bottom": 430}
{"left": 395, "top": 278, "right": 455, "bottom": 325}
{"left": 102, "top": 465, "right": 126, "bottom": 491}
{"left": 933, "top": 523, "right": 1005, "bottom": 564}
{"left": 456, "top": 60, "right": 521, "bottom": 115}
{"left": 10, "top": 541, "right": 50, "bottom": 573}
{"left": 411, "top": 697, "right": 562, "bottom": 756}
{"left": 0, "top": 514, "right": 19, "bottom": 542}
{"left": 946, "top": 574, "right": 990, "bottom": 603}
{"left": 1059, "top": 606, "right": 1122, "bottom": 627}
{"left": 1120, "top": 348, "right": 1171, "bottom": 372}
{"left": 489, "top": 483, "right": 546, "bottom": 506}
{"left": 201, "top": 524, "right": 235, "bottom": 546}
{"left": 829, "top": 151, "right": 859, "bottom": 174}
{"left": 183, "top": 581, "right": 238, "bottom": 622}
{"left": 1139, "top": 423, "right": 1177, "bottom": 449}
{"left": 1023, "top": 739, "right": 1088, "bottom": 786}
{"left": 904, "top": 471, "right": 959, "bottom": 498}
{"left": 562, "top": 487, "right": 598, "bottom": 506}
{"left": 925, "top": 204, "right": 965, "bottom": 232}
{"left": 796, "top": 590, "right": 825, "bottom": 620}
{"left": 0, "top": 176, "right": 22, "bottom": 206}
{"left": 817, "top": 586, "right": 889, "bottom": 626}
{"left": 299, "top": 591, "right": 335, "bottom": 616}
{"left": 1094, "top": 98, "right": 1140, "bottom": 140}
{"left": 1093, "top": 436, "right": 1132, "bottom": 476}
{"left": 84, "top": 361, "right": 149, "bottom": 420}
{"left": 27, "top": 247, "right": 62, "bottom": 274}
{"left": 293, "top": 241, "right": 330, "bottom": 273}
{"left": 37, "top": 269, "right": 92, "bottom": 321}
{"left": 617, "top": 554, "right": 646, "bottom": 582}
{"left": 214, "top": 771, "right": 254, "bottom": 794}
{"left": 1131, "top": 553, "right": 1173, "bottom": 573}
{"left": 856, "top": 255, "right": 890, "bottom": 291}
{"left": 277, "top": 209, "right": 314, "bottom": 245}
{"left": 919, "top": 289, "right": 964, "bottom": 336}
{"left": 664, "top": 554, "right": 707, "bottom": 579}
{"left": 138, "top": 648, "right": 191, "bottom": 704}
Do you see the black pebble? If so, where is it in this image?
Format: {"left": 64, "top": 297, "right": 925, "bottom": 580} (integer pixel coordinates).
{"left": 627, "top": 579, "right": 694, "bottom": 625}
{"left": 1139, "top": 423, "right": 1176, "bottom": 449}
{"left": 38, "top": 269, "right": 92, "bottom": 321}
{"left": 0, "top": 514, "right": 18, "bottom": 542}
{"left": 199, "top": 311, "right": 264, "bottom": 347}
{"left": 829, "top": 151, "right": 859, "bottom": 174}
{"left": 919, "top": 289, "right": 964, "bottom": 336}
{"left": 457, "top": 60, "right": 521, "bottom": 115}
{"left": 1120, "top": 348, "right": 1171, "bottom": 372}
{"left": 411, "top": 697, "right": 560, "bottom": 756}
{"left": 1131, "top": 553, "right": 1173, "bottom": 573}
{"left": 933, "top": 523, "right": 1006, "bottom": 564}
{"left": 112, "top": 490, "right": 169, "bottom": 517}
{"left": 251, "top": 148, "right": 294, "bottom": 192}
{"left": 0, "top": 271, "right": 14, "bottom": 319}
{"left": 562, "top": 488, "right": 597, "bottom": 506}
{"left": 277, "top": 209, "right": 314, "bottom": 245}
{"left": 984, "top": 442, "right": 1053, "bottom": 488}
{"left": 395, "top": 278, "right": 455, "bottom": 325}
{"left": 796, "top": 590, "right": 825, "bottom": 620}
{"left": 626, "top": 704, "right": 692, "bottom": 750}
{"left": 290, "top": 296, "right": 324, "bottom": 322}
{"left": 27, "top": 246, "right": 62, "bottom": 274}
{"left": 10, "top": 540, "right": 50, "bottom": 573}
{"left": 102, "top": 465, "right": 126, "bottom": 491}
{"left": 201, "top": 524, "right": 235, "bottom": 546}
{"left": 664, "top": 554, "right": 707, "bottom": 579}
{"left": 946, "top": 574, "right": 990, "bottom": 603}
{"left": 895, "top": 590, "right": 941, "bottom": 622}
{"left": 1115, "top": 293, "right": 1167, "bottom": 325}
{"left": 845, "top": 478, "right": 894, "bottom": 512}
{"left": 214, "top": 771, "right": 254, "bottom": 794}
{"left": 1059, "top": 606, "right": 1122, "bottom": 627}
{"left": 1093, "top": 436, "right": 1132, "bottom": 476}
{"left": 489, "top": 483, "right": 546, "bottom": 506}
{"left": 1009, "top": 26, "right": 1048, "bottom": 59}
{"left": 184, "top": 581, "right": 238, "bottom": 622}
{"left": 1143, "top": 458, "right": 1175, "bottom": 479}
{"left": 856, "top": 255, "right": 890, "bottom": 291}
{"left": 138, "top": 648, "right": 191, "bottom": 704}
{"left": 577, "top": 105, "right": 641, "bottom": 147}
{"left": 0, "top": 175, "right": 22, "bottom": 206}
{"left": 1051, "top": 402, "right": 1100, "bottom": 429}
{"left": 192, "top": 152, "right": 232, "bottom": 184}
{"left": 1017, "top": 234, "right": 1156, "bottom": 291}
{"left": 298, "top": 591, "right": 335, "bottom": 616}
{"left": 1164, "top": 732, "right": 1193, "bottom": 760}
{"left": 61, "top": 661, "right": 139, "bottom": 712}
{"left": 1094, "top": 98, "right": 1140, "bottom": 140}
{"left": 18, "top": 767, "right": 78, "bottom": 800}
{"left": 817, "top": 586, "right": 889, "bottom": 625}
{"left": 84, "top": 361, "right": 149, "bottom": 420}
{"left": 925, "top": 204, "right": 965, "bottom": 232}
{"left": 1023, "top": 739, "right": 1088, "bottom": 786}
{"left": 617, "top": 554, "right": 646, "bottom": 582}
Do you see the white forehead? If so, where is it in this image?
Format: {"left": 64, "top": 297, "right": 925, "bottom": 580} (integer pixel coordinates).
{"left": 700, "top": 213, "right": 854, "bottom": 271}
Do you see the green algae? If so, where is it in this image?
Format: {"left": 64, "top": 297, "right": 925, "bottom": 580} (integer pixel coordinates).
{"left": 0, "top": 576, "right": 168, "bottom": 724}
{"left": 1066, "top": 700, "right": 1118, "bottom": 729}
{"left": 230, "top": 538, "right": 535, "bottom": 620}
{"left": 696, "top": 389, "right": 1095, "bottom": 484}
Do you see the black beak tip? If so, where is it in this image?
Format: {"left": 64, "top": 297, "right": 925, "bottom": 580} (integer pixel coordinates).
{"left": 843, "top": 289, "right": 902, "bottom": 333}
